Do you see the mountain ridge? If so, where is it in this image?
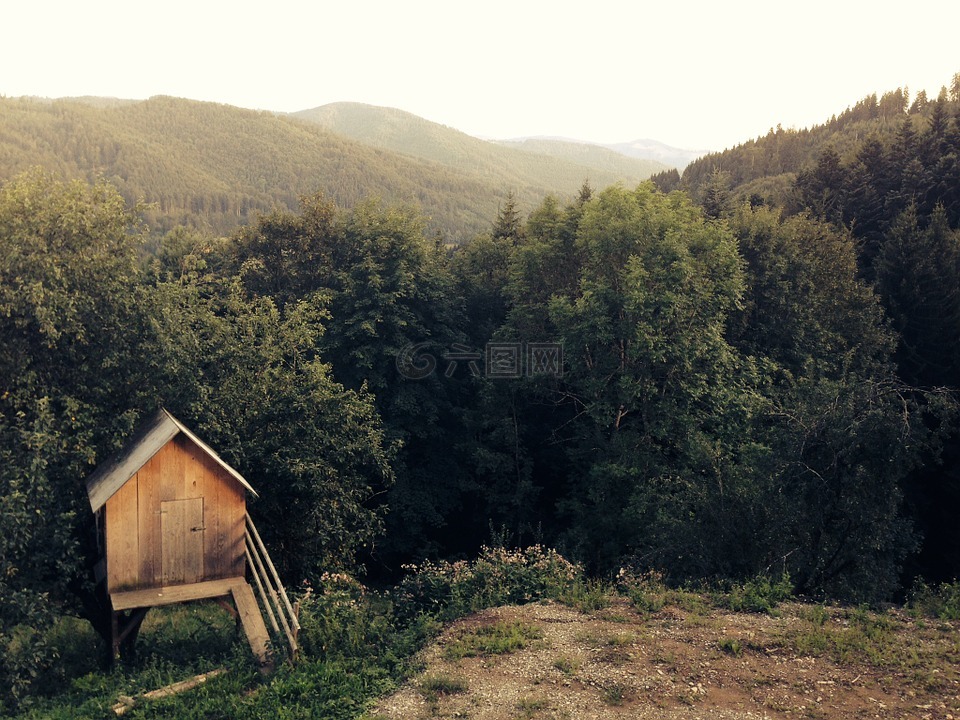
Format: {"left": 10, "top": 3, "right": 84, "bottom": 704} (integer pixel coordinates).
{"left": 0, "top": 95, "right": 673, "bottom": 241}
{"left": 291, "top": 102, "right": 671, "bottom": 185}
{"left": 497, "top": 134, "right": 709, "bottom": 170}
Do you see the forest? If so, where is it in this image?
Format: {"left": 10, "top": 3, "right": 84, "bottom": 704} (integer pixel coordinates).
{"left": 2, "top": 74, "right": 960, "bottom": 714}
{"left": 0, "top": 96, "right": 664, "bottom": 243}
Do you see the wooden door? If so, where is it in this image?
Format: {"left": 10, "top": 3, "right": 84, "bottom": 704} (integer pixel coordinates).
{"left": 160, "top": 498, "right": 204, "bottom": 585}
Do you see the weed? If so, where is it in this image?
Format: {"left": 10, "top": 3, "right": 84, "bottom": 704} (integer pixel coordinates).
{"left": 397, "top": 546, "right": 583, "bottom": 621}
{"left": 515, "top": 696, "right": 548, "bottom": 718}
{"left": 718, "top": 637, "right": 743, "bottom": 657}
{"left": 618, "top": 569, "right": 668, "bottom": 613}
{"left": 552, "top": 655, "right": 579, "bottom": 675}
{"left": 781, "top": 602, "right": 943, "bottom": 678}
{"left": 908, "top": 579, "right": 960, "bottom": 620}
{"left": 559, "top": 579, "right": 611, "bottom": 613}
{"left": 600, "top": 681, "right": 632, "bottom": 706}
{"left": 604, "top": 631, "right": 635, "bottom": 647}
{"left": 798, "top": 604, "right": 830, "bottom": 627}
{"left": 418, "top": 673, "right": 468, "bottom": 702}
{"left": 712, "top": 573, "right": 792, "bottom": 614}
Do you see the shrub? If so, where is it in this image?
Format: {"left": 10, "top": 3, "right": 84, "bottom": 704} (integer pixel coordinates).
{"left": 908, "top": 580, "right": 960, "bottom": 620}
{"left": 713, "top": 573, "right": 793, "bottom": 614}
{"left": 396, "top": 545, "right": 582, "bottom": 621}
{"left": 296, "top": 573, "right": 439, "bottom": 672}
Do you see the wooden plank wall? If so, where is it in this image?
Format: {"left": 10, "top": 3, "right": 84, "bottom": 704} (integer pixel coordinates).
{"left": 105, "top": 477, "right": 140, "bottom": 590}
{"left": 106, "top": 435, "right": 246, "bottom": 593}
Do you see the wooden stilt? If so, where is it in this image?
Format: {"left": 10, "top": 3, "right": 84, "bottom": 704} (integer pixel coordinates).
{"left": 111, "top": 611, "right": 120, "bottom": 661}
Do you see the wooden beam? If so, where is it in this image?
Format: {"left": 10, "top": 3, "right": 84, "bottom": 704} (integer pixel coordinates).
{"left": 116, "top": 608, "right": 149, "bottom": 646}
{"left": 110, "top": 577, "right": 241, "bottom": 611}
{"left": 231, "top": 581, "right": 272, "bottom": 667}
{"left": 112, "top": 668, "right": 227, "bottom": 715}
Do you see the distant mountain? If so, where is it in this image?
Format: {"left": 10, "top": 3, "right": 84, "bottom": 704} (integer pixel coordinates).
{"left": 494, "top": 137, "right": 670, "bottom": 177}
{"left": 292, "top": 102, "right": 668, "bottom": 190}
{"left": 604, "top": 138, "right": 710, "bottom": 171}
{"left": 494, "top": 135, "right": 707, "bottom": 171}
{"left": 0, "top": 95, "right": 511, "bottom": 241}
{"left": 0, "top": 96, "right": 672, "bottom": 242}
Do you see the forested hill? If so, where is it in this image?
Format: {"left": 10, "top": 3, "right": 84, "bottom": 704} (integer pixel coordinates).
{"left": 292, "top": 102, "right": 668, "bottom": 192}
{"left": 0, "top": 96, "right": 665, "bottom": 242}
{"left": 680, "top": 79, "right": 960, "bottom": 208}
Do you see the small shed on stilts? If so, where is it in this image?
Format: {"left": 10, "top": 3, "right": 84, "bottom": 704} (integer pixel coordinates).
{"left": 85, "top": 409, "right": 299, "bottom": 666}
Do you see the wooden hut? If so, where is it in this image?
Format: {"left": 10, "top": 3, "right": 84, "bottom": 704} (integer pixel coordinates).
{"left": 86, "top": 409, "right": 297, "bottom": 664}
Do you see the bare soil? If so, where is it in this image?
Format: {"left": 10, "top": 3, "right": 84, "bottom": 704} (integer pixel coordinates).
{"left": 370, "top": 596, "right": 960, "bottom": 720}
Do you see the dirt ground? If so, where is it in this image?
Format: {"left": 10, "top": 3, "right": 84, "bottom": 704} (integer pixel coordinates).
{"left": 370, "top": 596, "right": 960, "bottom": 720}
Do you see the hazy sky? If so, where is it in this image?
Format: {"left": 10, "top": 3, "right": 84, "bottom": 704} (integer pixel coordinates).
{"left": 4, "top": 1, "right": 958, "bottom": 151}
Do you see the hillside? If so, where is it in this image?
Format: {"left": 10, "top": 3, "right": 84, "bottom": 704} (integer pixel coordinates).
{"left": 680, "top": 84, "right": 958, "bottom": 205}
{"left": 495, "top": 136, "right": 674, "bottom": 177}
{"left": 372, "top": 598, "right": 960, "bottom": 720}
{"left": 0, "top": 96, "right": 660, "bottom": 242}
{"left": 292, "top": 102, "right": 668, "bottom": 191}
{"left": 0, "top": 96, "right": 500, "bottom": 241}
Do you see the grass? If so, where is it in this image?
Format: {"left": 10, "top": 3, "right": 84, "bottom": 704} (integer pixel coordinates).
{"left": 600, "top": 681, "right": 632, "bottom": 706}
{"left": 515, "top": 696, "right": 549, "bottom": 718}
{"left": 13, "top": 597, "right": 426, "bottom": 720}
{"left": 619, "top": 569, "right": 791, "bottom": 617}
{"left": 908, "top": 579, "right": 960, "bottom": 620}
{"left": 776, "top": 602, "right": 960, "bottom": 694}
{"left": 718, "top": 637, "right": 743, "bottom": 657}
{"left": 418, "top": 673, "right": 468, "bottom": 702}
{"left": 558, "top": 579, "right": 611, "bottom": 614}
{"left": 551, "top": 654, "right": 579, "bottom": 675}
{"left": 443, "top": 620, "right": 543, "bottom": 661}
{"left": 11, "top": 549, "right": 960, "bottom": 719}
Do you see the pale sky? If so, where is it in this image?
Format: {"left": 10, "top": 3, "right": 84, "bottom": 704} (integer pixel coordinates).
{"left": 3, "top": 0, "right": 958, "bottom": 152}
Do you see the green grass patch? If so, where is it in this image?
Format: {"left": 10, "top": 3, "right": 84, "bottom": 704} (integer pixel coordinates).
{"left": 718, "top": 637, "right": 743, "bottom": 657}
{"left": 617, "top": 570, "right": 711, "bottom": 616}
{"left": 551, "top": 654, "right": 579, "bottom": 675}
{"left": 778, "top": 602, "right": 959, "bottom": 693}
{"left": 444, "top": 620, "right": 543, "bottom": 660}
{"left": 711, "top": 573, "right": 792, "bottom": 614}
{"left": 418, "top": 673, "right": 468, "bottom": 702}
{"left": 558, "top": 579, "right": 612, "bottom": 614}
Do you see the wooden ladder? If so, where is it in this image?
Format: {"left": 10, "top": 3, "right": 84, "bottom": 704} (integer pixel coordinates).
{"left": 244, "top": 513, "right": 301, "bottom": 662}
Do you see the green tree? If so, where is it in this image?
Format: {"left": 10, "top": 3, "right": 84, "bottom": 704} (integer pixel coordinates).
{"left": 0, "top": 174, "right": 399, "bottom": 706}
{"left": 147, "top": 281, "right": 395, "bottom": 581}
{"left": 528, "top": 184, "right": 751, "bottom": 572}
{"left": 227, "top": 195, "right": 473, "bottom": 567}
{"left": 730, "top": 206, "right": 936, "bottom": 599}
{"left": 0, "top": 170, "right": 153, "bottom": 705}
{"left": 875, "top": 205, "right": 960, "bottom": 388}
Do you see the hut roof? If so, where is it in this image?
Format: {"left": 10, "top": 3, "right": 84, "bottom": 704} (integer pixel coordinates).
{"left": 85, "top": 408, "right": 257, "bottom": 512}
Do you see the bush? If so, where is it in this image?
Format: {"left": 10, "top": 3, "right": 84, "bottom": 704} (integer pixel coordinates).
{"left": 395, "top": 546, "right": 582, "bottom": 621}
{"left": 713, "top": 573, "right": 793, "bottom": 614}
{"left": 297, "top": 573, "right": 438, "bottom": 670}
{"left": 617, "top": 568, "right": 792, "bottom": 615}
{"left": 908, "top": 579, "right": 960, "bottom": 620}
